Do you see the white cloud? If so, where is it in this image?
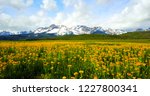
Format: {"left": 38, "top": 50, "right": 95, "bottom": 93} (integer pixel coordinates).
{"left": 0, "top": 0, "right": 54, "bottom": 32}
{"left": 52, "top": 12, "right": 65, "bottom": 24}
{"left": 41, "top": 0, "right": 57, "bottom": 11}
{"left": 53, "top": 0, "right": 93, "bottom": 26}
{"left": 0, "top": 0, "right": 33, "bottom": 10}
{"left": 0, "top": 10, "right": 52, "bottom": 32}
{"left": 29, "top": 10, "right": 52, "bottom": 27}
{"left": 0, "top": 12, "right": 31, "bottom": 32}
{"left": 63, "top": 0, "right": 77, "bottom": 7}
{"left": 0, "top": 0, "right": 150, "bottom": 32}
{"left": 0, "top": 13, "right": 12, "bottom": 27}
{"left": 103, "top": 0, "right": 150, "bottom": 29}
{"left": 96, "top": 0, "right": 112, "bottom": 4}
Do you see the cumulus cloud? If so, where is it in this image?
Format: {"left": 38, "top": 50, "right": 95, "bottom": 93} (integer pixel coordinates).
{"left": 0, "top": 0, "right": 150, "bottom": 32}
{"left": 0, "top": 10, "right": 52, "bottom": 32}
{"left": 53, "top": 0, "right": 93, "bottom": 26}
{"left": 63, "top": 0, "right": 77, "bottom": 7}
{"left": 0, "top": 0, "right": 33, "bottom": 10}
{"left": 96, "top": 0, "right": 112, "bottom": 4}
{"left": 0, "top": 13, "right": 12, "bottom": 29}
{"left": 103, "top": 0, "right": 150, "bottom": 29}
{"left": 0, "top": 0, "right": 53, "bottom": 32}
{"left": 29, "top": 10, "right": 52, "bottom": 27}
{"left": 0, "top": 13, "right": 26, "bottom": 32}
{"left": 41, "top": 0, "right": 57, "bottom": 11}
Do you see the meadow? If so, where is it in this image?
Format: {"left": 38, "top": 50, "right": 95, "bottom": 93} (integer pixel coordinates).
{"left": 0, "top": 40, "right": 150, "bottom": 79}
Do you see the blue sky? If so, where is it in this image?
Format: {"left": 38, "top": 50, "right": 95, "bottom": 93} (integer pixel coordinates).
{"left": 0, "top": 0, "right": 150, "bottom": 32}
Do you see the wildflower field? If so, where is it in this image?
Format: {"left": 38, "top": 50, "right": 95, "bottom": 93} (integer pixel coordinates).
{"left": 0, "top": 40, "right": 149, "bottom": 79}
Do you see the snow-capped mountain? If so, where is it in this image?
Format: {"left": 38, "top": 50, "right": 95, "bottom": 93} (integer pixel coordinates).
{"left": 33, "top": 24, "right": 126, "bottom": 36}
{"left": 18, "top": 31, "right": 32, "bottom": 35}
{"left": 0, "top": 31, "right": 12, "bottom": 36}
{"left": 105, "top": 28, "right": 127, "bottom": 35}
{"left": 69, "top": 25, "right": 93, "bottom": 35}
{"left": 0, "top": 24, "right": 127, "bottom": 37}
{"left": 146, "top": 27, "right": 150, "bottom": 31}
{"left": 34, "top": 24, "right": 73, "bottom": 35}
{"left": 0, "top": 30, "right": 32, "bottom": 36}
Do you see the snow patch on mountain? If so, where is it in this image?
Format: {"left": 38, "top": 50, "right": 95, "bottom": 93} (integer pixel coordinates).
{"left": 33, "top": 24, "right": 126, "bottom": 35}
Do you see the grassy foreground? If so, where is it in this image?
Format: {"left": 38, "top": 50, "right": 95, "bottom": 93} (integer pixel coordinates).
{"left": 0, "top": 40, "right": 150, "bottom": 79}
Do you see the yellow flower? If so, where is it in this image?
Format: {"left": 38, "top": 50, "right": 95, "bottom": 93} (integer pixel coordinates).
{"left": 142, "top": 63, "right": 146, "bottom": 66}
{"left": 133, "top": 77, "right": 136, "bottom": 79}
{"left": 95, "top": 68, "right": 98, "bottom": 71}
{"left": 93, "top": 75, "right": 98, "bottom": 79}
{"left": 127, "top": 73, "right": 132, "bottom": 76}
{"left": 67, "top": 64, "right": 72, "bottom": 68}
{"left": 50, "top": 67, "right": 54, "bottom": 70}
{"left": 51, "top": 61, "right": 54, "bottom": 64}
{"left": 79, "top": 70, "right": 84, "bottom": 74}
{"left": 116, "top": 62, "right": 120, "bottom": 65}
{"left": 71, "top": 77, "right": 75, "bottom": 79}
{"left": 62, "top": 76, "right": 66, "bottom": 79}
{"left": 135, "top": 62, "right": 142, "bottom": 66}
{"left": 74, "top": 72, "right": 78, "bottom": 76}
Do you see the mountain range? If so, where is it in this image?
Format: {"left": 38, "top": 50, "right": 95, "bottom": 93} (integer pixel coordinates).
{"left": 33, "top": 24, "right": 127, "bottom": 35}
{"left": 0, "top": 24, "right": 127, "bottom": 36}
{"left": 0, "top": 24, "right": 150, "bottom": 40}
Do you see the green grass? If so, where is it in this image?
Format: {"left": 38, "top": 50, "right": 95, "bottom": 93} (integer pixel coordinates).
{"left": 51, "top": 31, "right": 150, "bottom": 40}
